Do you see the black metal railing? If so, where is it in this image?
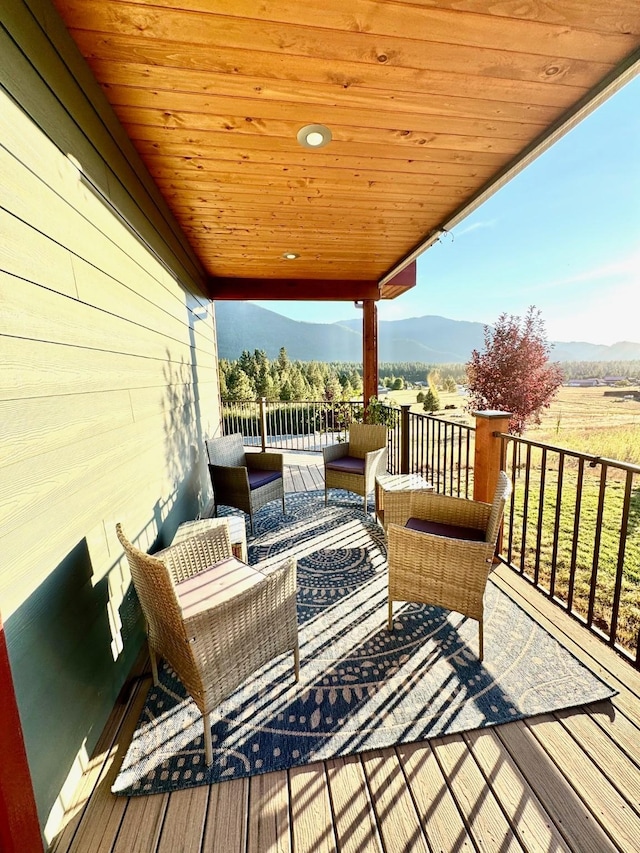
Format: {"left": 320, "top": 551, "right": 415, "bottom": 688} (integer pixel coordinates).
{"left": 222, "top": 399, "right": 365, "bottom": 452}
{"left": 222, "top": 399, "right": 474, "bottom": 496}
{"left": 498, "top": 433, "right": 640, "bottom": 669}
{"left": 404, "top": 407, "right": 474, "bottom": 498}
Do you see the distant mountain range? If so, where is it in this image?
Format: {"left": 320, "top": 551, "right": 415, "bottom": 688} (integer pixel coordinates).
{"left": 214, "top": 302, "right": 640, "bottom": 364}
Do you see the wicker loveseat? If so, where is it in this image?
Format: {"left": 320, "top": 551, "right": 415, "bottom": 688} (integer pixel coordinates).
{"left": 116, "top": 521, "right": 299, "bottom": 765}
{"left": 206, "top": 433, "right": 285, "bottom": 532}
{"left": 385, "top": 471, "right": 512, "bottom": 660}
{"left": 323, "top": 422, "right": 388, "bottom": 513}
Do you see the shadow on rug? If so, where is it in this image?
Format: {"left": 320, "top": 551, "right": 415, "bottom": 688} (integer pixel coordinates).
{"left": 112, "top": 490, "right": 616, "bottom": 796}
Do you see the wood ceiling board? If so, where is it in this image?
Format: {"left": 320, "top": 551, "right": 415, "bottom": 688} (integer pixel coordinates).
{"left": 83, "top": 0, "right": 640, "bottom": 47}
{"left": 71, "top": 31, "right": 590, "bottom": 109}
{"left": 125, "top": 129, "right": 511, "bottom": 172}
{"left": 127, "top": 141, "right": 505, "bottom": 179}
{"left": 52, "top": 0, "right": 640, "bottom": 290}
{"left": 88, "top": 62, "right": 567, "bottom": 128}
{"left": 135, "top": 159, "right": 497, "bottom": 190}
{"left": 60, "top": 1, "right": 632, "bottom": 71}
{"left": 113, "top": 107, "right": 526, "bottom": 157}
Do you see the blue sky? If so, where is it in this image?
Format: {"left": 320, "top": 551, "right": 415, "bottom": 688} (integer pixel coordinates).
{"left": 252, "top": 74, "right": 639, "bottom": 346}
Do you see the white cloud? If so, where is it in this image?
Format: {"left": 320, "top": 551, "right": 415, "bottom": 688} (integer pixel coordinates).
{"left": 454, "top": 219, "right": 498, "bottom": 238}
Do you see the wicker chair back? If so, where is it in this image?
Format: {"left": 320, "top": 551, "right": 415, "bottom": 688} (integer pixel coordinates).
{"left": 206, "top": 433, "right": 245, "bottom": 467}
{"left": 348, "top": 423, "right": 388, "bottom": 458}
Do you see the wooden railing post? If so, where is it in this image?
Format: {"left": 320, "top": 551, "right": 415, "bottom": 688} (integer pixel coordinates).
{"left": 473, "top": 410, "right": 511, "bottom": 503}
{"left": 259, "top": 397, "right": 267, "bottom": 452}
{"left": 400, "top": 405, "right": 410, "bottom": 474}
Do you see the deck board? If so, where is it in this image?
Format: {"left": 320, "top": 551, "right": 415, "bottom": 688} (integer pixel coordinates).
{"left": 325, "top": 755, "right": 383, "bottom": 853}
{"left": 430, "top": 734, "right": 525, "bottom": 852}
{"left": 49, "top": 456, "right": 640, "bottom": 853}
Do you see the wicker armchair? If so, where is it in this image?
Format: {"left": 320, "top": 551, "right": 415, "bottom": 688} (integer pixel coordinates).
{"left": 386, "top": 471, "right": 512, "bottom": 660}
{"left": 206, "top": 433, "right": 285, "bottom": 532}
{"left": 116, "top": 522, "right": 299, "bottom": 766}
{"left": 323, "top": 423, "right": 388, "bottom": 513}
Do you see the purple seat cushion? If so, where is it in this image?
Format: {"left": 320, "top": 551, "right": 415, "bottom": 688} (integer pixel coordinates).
{"left": 248, "top": 470, "right": 282, "bottom": 490}
{"left": 325, "top": 455, "right": 365, "bottom": 475}
{"left": 405, "top": 518, "right": 486, "bottom": 541}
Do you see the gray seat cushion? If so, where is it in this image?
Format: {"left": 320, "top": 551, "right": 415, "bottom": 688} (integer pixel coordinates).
{"left": 325, "top": 455, "right": 365, "bottom": 475}
{"left": 248, "top": 470, "right": 282, "bottom": 490}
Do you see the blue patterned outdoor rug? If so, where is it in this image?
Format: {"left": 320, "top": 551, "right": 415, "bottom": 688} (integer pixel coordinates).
{"left": 113, "top": 490, "right": 616, "bottom": 796}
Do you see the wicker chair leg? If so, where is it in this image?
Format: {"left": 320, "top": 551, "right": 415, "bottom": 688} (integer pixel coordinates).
{"left": 203, "top": 712, "right": 213, "bottom": 766}
{"left": 149, "top": 646, "right": 159, "bottom": 686}
{"left": 387, "top": 599, "right": 393, "bottom": 631}
{"left": 282, "top": 493, "right": 286, "bottom": 514}
{"left": 478, "top": 620, "right": 484, "bottom": 661}
{"left": 324, "top": 486, "right": 328, "bottom": 506}
{"left": 293, "top": 644, "right": 300, "bottom": 681}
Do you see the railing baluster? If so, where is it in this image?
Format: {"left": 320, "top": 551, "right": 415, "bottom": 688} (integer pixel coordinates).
{"left": 567, "top": 458, "right": 584, "bottom": 614}
{"left": 507, "top": 441, "right": 518, "bottom": 567}
{"left": 549, "top": 453, "right": 565, "bottom": 599}
{"left": 533, "top": 446, "right": 546, "bottom": 586}
{"left": 520, "top": 443, "right": 532, "bottom": 577}
{"left": 609, "top": 470, "right": 633, "bottom": 649}
{"left": 587, "top": 464, "right": 608, "bottom": 629}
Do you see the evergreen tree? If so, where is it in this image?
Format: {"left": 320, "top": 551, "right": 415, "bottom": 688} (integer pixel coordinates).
{"left": 226, "top": 366, "right": 254, "bottom": 400}
{"left": 423, "top": 387, "right": 440, "bottom": 413}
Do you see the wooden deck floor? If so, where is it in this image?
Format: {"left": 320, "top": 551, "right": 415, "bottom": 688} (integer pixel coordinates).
{"left": 50, "top": 455, "right": 640, "bottom": 853}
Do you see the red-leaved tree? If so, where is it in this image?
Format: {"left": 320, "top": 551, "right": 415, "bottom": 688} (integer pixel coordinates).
{"left": 466, "top": 306, "right": 564, "bottom": 435}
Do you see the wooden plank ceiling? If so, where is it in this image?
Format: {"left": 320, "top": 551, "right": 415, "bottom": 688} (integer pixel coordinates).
{"left": 53, "top": 0, "right": 640, "bottom": 302}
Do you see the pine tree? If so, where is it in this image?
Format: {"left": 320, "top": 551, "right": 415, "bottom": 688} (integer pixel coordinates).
{"left": 423, "top": 387, "right": 440, "bottom": 413}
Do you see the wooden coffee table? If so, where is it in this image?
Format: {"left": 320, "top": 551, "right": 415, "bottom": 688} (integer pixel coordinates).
{"left": 375, "top": 473, "right": 433, "bottom": 529}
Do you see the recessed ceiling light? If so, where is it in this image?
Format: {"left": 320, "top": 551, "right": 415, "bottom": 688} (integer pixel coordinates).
{"left": 282, "top": 252, "right": 299, "bottom": 260}
{"left": 297, "top": 124, "right": 332, "bottom": 149}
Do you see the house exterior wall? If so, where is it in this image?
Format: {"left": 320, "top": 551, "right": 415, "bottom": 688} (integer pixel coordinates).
{"left": 1, "top": 0, "right": 221, "bottom": 840}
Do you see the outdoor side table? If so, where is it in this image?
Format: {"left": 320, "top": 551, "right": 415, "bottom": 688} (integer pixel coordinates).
{"left": 375, "top": 473, "right": 433, "bottom": 529}
{"left": 171, "top": 516, "right": 248, "bottom": 563}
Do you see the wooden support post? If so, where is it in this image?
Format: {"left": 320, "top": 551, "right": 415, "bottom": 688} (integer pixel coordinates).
{"left": 473, "top": 411, "right": 511, "bottom": 559}
{"left": 362, "top": 300, "right": 378, "bottom": 416}
{"left": 0, "top": 611, "right": 43, "bottom": 853}
{"left": 400, "top": 405, "right": 410, "bottom": 474}
{"left": 473, "top": 411, "right": 511, "bottom": 504}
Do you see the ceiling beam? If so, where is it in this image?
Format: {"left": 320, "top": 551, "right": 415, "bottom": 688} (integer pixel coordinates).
{"left": 379, "top": 261, "right": 416, "bottom": 300}
{"left": 205, "top": 277, "right": 381, "bottom": 301}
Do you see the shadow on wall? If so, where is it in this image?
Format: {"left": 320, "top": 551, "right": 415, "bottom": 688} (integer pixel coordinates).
{"left": 5, "top": 538, "right": 143, "bottom": 833}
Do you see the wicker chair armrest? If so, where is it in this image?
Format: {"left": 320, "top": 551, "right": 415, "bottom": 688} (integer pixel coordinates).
{"left": 364, "top": 446, "right": 388, "bottom": 478}
{"left": 386, "top": 490, "right": 492, "bottom": 531}
{"left": 382, "top": 491, "right": 415, "bottom": 527}
{"left": 254, "top": 554, "right": 296, "bottom": 582}
{"left": 208, "top": 464, "right": 250, "bottom": 492}
{"left": 323, "top": 443, "right": 349, "bottom": 463}
{"left": 160, "top": 527, "right": 233, "bottom": 584}
{"left": 247, "top": 452, "right": 284, "bottom": 473}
